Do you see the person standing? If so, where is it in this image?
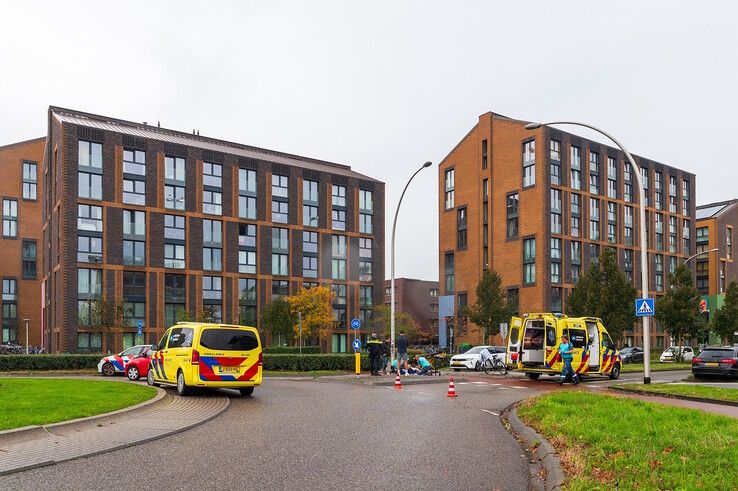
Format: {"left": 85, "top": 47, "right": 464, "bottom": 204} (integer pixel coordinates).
{"left": 380, "top": 337, "right": 390, "bottom": 375}
{"left": 396, "top": 331, "right": 409, "bottom": 371}
{"left": 558, "top": 335, "right": 579, "bottom": 385}
{"left": 367, "top": 333, "right": 383, "bottom": 376}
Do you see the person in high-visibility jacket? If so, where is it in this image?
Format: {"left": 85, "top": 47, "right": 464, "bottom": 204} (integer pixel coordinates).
{"left": 367, "top": 333, "right": 383, "bottom": 376}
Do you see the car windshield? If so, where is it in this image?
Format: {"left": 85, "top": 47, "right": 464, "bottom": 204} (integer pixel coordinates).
{"left": 698, "top": 349, "right": 736, "bottom": 361}
{"left": 464, "top": 347, "right": 486, "bottom": 354}
{"left": 120, "top": 346, "right": 141, "bottom": 356}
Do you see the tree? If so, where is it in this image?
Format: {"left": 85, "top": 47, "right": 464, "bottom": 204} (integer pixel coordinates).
{"left": 286, "top": 286, "right": 334, "bottom": 342}
{"left": 371, "top": 304, "right": 419, "bottom": 341}
{"left": 655, "top": 264, "right": 704, "bottom": 361}
{"left": 566, "top": 248, "right": 638, "bottom": 343}
{"left": 712, "top": 281, "right": 738, "bottom": 344}
{"left": 88, "top": 298, "right": 125, "bottom": 352}
{"left": 262, "top": 297, "right": 296, "bottom": 346}
{"left": 462, "top": 270, "right": 511, "bottom": 344}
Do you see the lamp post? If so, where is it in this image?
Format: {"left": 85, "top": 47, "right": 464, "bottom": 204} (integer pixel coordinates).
{"left": 23, "top": 319, "right": 30, "bottom": 355}
{"left": 682, "top": 248, "right": 719, "bottom": 266}
{"left": 391, "top": 161, "right": 432, "bottom": 371}
{"left": 526, "top": 121, "right": 652, "bottom": 383}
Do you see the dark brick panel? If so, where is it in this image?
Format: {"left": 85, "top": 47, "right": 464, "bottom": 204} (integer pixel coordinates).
{"left": 225, "top": 221, "right": 239, "bottom": 273}
{"left": 189, "top": 217, "right": 203, "bottom": 270}
{"left": 106, "top": 207, "right": 122, "bottom": 265}
{"left": 148, "top": 212, "right": 164, "bottom": 268}
{"left": 149, "top": 272, "right": 158, "bottom": 329}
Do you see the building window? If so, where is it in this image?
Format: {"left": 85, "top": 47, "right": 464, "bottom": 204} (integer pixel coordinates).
{"left": 570, "top": 146, "right": 581, "bottom": 190}
{"left": 607, "top": 202, "right": 617, "bottom": 243}
{"left": 359, "top": 237, "right": 372, "bottom": 258}
{"left": 164, "top": 156, "right": 186, "bottom": 210}
{"left": 444, "top": 169, "right": 455, "bottom": 210}
{"left": 359, "top": 190, "right": 373, "bottom": 213}
{"left": 77, "top": 204, "right": 102, "bottom": 233}
{"left": 165, "top": 184, "right": 185, "bottom": 210}
{"left": 78, "top": 268, "right": 102, "bottom": 326}
{"left": 203, "top": 275, "right": 222, "bottom": 300}
{"left": 669, "top": 216, "right": 677, "bottom": 253}
{"left": 272, "top": 280, "right": 289, "bottom": 299}
{"left": 682, "top": 220, "right": 690, "bottom": 255}
{"left": 589, "top": 244, "right": 600, "bottom": 264}
{"left": 22, "top": 162, "right": 37, "bottom": 200}
{"left": 272, "top": 200, "right": 288, "bottom": 224}
{"left": 654, "top": 171, "right": 663, "bottom": 210}
{"left": 302, "top": 256, "right": 318, "bottom": 278}
{"left": 238, "top": 278, "right": 257, "bottom": 325}
{"left": 123, "top": 210, "right": 146, "bottom": 266}
{"left": 2, "top": 199, "right": 18, "bottom": 238}
{"left": 551, "top": 189, "right": 562, "bottom": 235}
{"left": 589, "top": 198, "right": 600, "bottom": 241}
{"left": 302, "top": 230, "right": 318, "bottom": 254}
{"left": 2, "top": 279, "right": 17, "bottom": 342}
{"left": 203, "top": 219, "right": 222, "bottom": 271}
{"left": 506, "top": 193, "right": 519, "bottom": 239}
{"left": 359, "top": 237, "right": 372, "bottom": 282}
{"left": 668, "top": 175, "right": 677, "bottom": 213}
{"left": 79, "top": 140, "right": 102, "bottom": 168}
{"left": 551, "top": 237, "right": 562, "bottom": 260}
{"left": 682, "top": 180, "right": 690, "bottom": 215}
{"left": 203, "top": 219, "right": 222, "bottom": 245}
{"left": 78, "top": 172, "right": 102, "bottom": 200}
{"left": 523, "top": 238, "right": 535, "bottom": 285}
{"left": 123, "top": 210, "right": 145, "bottom": 236}
{"left": 457, "top": 207, "right": 467, "bottom": 249}
{"left": 332, "top": 209, "right": 346, "bottom": 231}
{"left": 589, "top": 152, "right": 599, "bottom": 194}
{"left": 523, "top": 140, "right": 535, "bottom": 187}
{"left": 359, "top": 213, "right": 372, "bottom": 234}
{"left": 624, "top": 206, "right": 634, "bottom": 246}
{"left": 655, "top": 255, "right": 664, "bottom": 292}
{"left": 551, "top": 287, "right": 562, "bottom": 313}
{"left": 623, "top": 163, "right": 632, "bottom": 202}
{"left": 359, "top": 259, "right": 372, "bottom": 282}
{"left": 236, "top": 223, "right": 255, "bottom": 249}
{"left": 165, "top": 156, "right": 186, "bottom": 181}
{"left": 123, "top": 271, "right": 146, "bottom": 328}
{"left": 21, "top": 240, "right": 37, "bottom": 279}
{"left": 235, "top": 250, "right": 255, "bottom": 274}
{"left": 360, "top": 286, "right": 373, "bottom": 308}
{"left": 332, "top": 235, "right": 346, "bottom": 280}
{"left": 445, "top": 252, "right": 454, "bottom": 293}
{"left": 163, "top": 214, "right": 185, "bottom": 240}
{"left": 303, "top": 179, "right": 319, "bottom": 227}
{"left": 727, "top": 226, "right": 733, "bottom": 260}
{"left": 203, "top": 162, "right": 222, "bottom": 188}
{"left": 203, "top": 247, "right": 223, "bottom": 271}
{"left": 203, "top": 190, "right": 222, "bottom": 215}
{"left": 482, "top": 139, "right": 488, "bottom": 170}
{"left": 303, "top": 232, "right": 320, "bottom": 276}
{"left": 123, "top": 240, "right": 145, "bottom": 266}
{"left": 641, "top": 167, "right": 649, "bottom": 206}
{"left": 123, "top": 149, "right": 145, "bottom": 175}
{"left": 272, "top": 228, "right": 289, "bottom": 276}
{"left": 550, "top": 140, "right": 561, "bottom": 185}
{"left": 78, "top": 236, "right": 102, "bottom": 263}
{"left": 164, "top": 244, "right": 185, "bottom": 269}
{"left": 121, "top": 178, "right": 144, "bottom": 205}
{"left": 239, "top": 169, "right": 257, "bottom": 220}
{"left": 303, "top": 205, "right": 319, "bottom": 227}
{"left": 331, "top": 184, "right": 346, "bottom": 207}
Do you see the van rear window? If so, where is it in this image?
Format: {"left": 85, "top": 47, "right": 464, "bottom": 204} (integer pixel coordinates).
{"left": 523, "top": 328, "right": 544, "bottom": 350}
{"left": 200, "top": 329, "right": 259, "bottom": 351}
{"left": 698, "top": 349, "right": 736, "bottom": 361}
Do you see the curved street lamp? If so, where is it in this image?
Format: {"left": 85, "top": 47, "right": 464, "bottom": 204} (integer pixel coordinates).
{"left": 526, "top": 121, "right": 652, "bottom": 384}
{"left": 390, "top": 161, "right": 432, "bottom": 371}
{"left": 682, "top": 248, "right": 719, "bottom": 265}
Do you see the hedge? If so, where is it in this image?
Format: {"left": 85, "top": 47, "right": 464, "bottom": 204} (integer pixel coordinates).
{"left": 262, "top": 346, "right": 321, "bottom": 354}
{"left": 0, "top": 353, "right": 369, "bottom": 372}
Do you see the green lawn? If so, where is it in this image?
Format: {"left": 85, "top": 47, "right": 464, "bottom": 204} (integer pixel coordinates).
{"left": 615, "top": 383, "right": 738, "bottom": 403}
{"left": 518, "top": 391, "right": 738, "bottom": 490}
{"left": 621, "top": 362, "right": 691, "bottom": 373}
{"left": 0, "top": 378, "right": 156, "bottom": 431}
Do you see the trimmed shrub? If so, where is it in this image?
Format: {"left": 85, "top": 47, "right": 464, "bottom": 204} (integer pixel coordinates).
{"left": 0, "top": 354, "right": 102, "bottom": 371}
{"left": 263, "top": 346, "right": 321, "bottom": 354}
{"left": 262, "top": 354, "right": 369, "bottom": 371}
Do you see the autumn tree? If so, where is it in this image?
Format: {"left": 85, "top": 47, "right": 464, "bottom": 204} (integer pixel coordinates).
{"left": 88, "top": 298, "right": 125, "bottom": 352}
{"left": 655, "top": 264, "right": 704, "bottom": 361}
{"left": 712, "top": 281, "right": 738, "bottom": 344}
{"left": 566, "top": 248, "right": 637, "bottom": 343}
{"left": 262, "top": 297, "right": 295, "bottom": 346}
{"left": 371, "top": 304, "right": 420, "bottom": 341}
{"left": 286, "top": 286, "right": 334, "bottom": 343}
{"left": 462, "top": 270, "right": 511, "bottom": 344}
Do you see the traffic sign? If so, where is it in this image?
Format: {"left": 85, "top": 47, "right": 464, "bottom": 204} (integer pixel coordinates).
{"left": 137, "top": 320, "right": 143, "bottom": 336}
{"left": 352, "top": 339, "right": 362, "bottom": 351}
{"left": 635, "top": 298, "right": 655, "bottom": 317}
{"left": 699, "top": 298, "right": 708, "bottom": 313}
{"left": 350, "top": 318, "right": 361, "bottom": 330}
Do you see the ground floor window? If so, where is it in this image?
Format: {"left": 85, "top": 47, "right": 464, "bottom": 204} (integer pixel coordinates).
{"left": 332, "top": 333, "right": 347, "bottom": 353}
{"left": 77, "top": 332, "right": 102, "bottom": 351}
{"left": 122, "top": 332, "right": 136, "bottom": 350}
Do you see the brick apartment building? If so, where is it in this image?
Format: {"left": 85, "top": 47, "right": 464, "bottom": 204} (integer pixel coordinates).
{"left": 0, "top": 138, "right": 45, "bottom": 345}
{"left": 438, "top": 111, "right": 696, "bottom": 349}
{"left": 35, "top": 106, "right": 383, "bottom": 353}
{"left": 383, "top": 278, "right": 439, "bottom": 339}
{"left": 695, "top": 200, "right": 738, "bottom": 339}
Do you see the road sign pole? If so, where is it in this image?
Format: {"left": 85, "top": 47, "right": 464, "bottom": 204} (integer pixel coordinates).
{"left": 298, "top": 312, "right": 302, "bottom": 355}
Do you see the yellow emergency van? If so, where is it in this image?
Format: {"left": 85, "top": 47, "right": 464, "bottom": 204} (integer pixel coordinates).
{"left": 147, "top": 323, "right": 262, "bottom": 396}
{"left": 506, "top": 313, "right": 621, "bottom": 380}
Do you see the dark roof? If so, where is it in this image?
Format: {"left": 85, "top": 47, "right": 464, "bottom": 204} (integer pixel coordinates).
{"left": 49, "top": 106, "right": 381, "bottom": 183}
{"left": 696, "top": 199, "right": 738, "bottom": 220}
{"left": 0, "top": 136, "right": 46, "bottom": 151}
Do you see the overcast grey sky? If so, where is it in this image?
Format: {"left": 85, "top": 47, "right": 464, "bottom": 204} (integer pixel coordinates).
{"left": 1, "top": 1, "right": 736, "bottom": 281}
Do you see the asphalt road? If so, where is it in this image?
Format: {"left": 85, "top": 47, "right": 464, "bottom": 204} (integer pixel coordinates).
{"left": 0, "top": 378, "right": 541, "bottom": 490}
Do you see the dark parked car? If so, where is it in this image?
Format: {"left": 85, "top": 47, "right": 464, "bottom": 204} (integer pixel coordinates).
{"left": 692, "top": 347, "right": 738, "bottom": 379}
{"left": 619, "top": 347, "right": 644, "bottom": 364}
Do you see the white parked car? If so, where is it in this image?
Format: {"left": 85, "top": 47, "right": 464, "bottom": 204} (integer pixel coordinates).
{"left": 450, "top": 346, "right": 506, "bottom": 371}
{"left": 659, "top": 346, "right": 694, "bottom": 362}
{"left": 97, "top": 345, "right": 151, "bottom": 376}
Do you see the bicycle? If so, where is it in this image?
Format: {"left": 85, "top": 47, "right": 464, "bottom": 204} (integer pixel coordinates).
{"left": 483, "top": 356, "right": 508, "bottom": 376}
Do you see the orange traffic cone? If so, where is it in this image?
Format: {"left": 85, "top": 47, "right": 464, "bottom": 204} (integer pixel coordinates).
{"left": 446, "top": 377, "right": 458, "bottom": 398}
{"left": 394, "top": 373, "right": 403, "bottom": 390}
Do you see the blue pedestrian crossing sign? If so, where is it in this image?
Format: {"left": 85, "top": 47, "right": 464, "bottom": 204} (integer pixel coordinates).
{"left": 137, "top": 320, "right": 143, "bottom": 336}
{"left": 635, "top": 298, "right": 655, "bottom": 317}
{"left": 352, "top": 339, "right": 362, "bottom": 351}
{"left": 350, "top": 318, "right": 361, "bottom": 330}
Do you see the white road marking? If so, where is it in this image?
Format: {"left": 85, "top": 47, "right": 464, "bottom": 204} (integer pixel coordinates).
{"left": 481, "top": 409, "right": 500, "bottom": 416}
{"left": 472, "top": 381, "right": 488, "bottom": 384}
{"left": 458, "top": 382, "right": 469, "bottom": 385}
{"left": 511, "top": 386, "right": 526, "bottom": 389}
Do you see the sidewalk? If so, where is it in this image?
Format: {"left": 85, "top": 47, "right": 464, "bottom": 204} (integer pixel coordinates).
{"left": 0, "top": 389, "right": 230, "bottom": 476}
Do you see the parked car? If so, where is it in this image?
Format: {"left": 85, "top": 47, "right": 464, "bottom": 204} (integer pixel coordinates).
{"left": 97, "top": 345, "right": 151, "bottom": 376}
{"left": 124, "top": 348, "right": 154, "bottom": 380}
{"left": 692, "top": 347, "right": 738, "bottom": 379}
{"left": 449, "top": 346, "right": 506, "bottom": 371}
{"left": 619, "top": 347, "right": 644, "bottom": 364}
{"left": 659, "top": 346, "right": 695, "bottom": 362}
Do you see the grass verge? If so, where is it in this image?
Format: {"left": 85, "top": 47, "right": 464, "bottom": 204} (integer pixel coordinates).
{"left": 620, "top": 362, "right": 691, "bottom": 373}
{"left": 0, "top": 378, "right": 156, "bottom": 431}
{"left": 517, "top": 391, "right": 738, "bottom": 489}
{"left": 614, "top": 383, "right": 738, "bottom": 404}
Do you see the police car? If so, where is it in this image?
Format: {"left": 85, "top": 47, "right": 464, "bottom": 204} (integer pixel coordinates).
{"left": 97, "top": 345, "right": 152, "bottom": 376}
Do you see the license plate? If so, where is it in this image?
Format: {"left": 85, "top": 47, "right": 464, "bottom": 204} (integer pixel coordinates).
{"left": 706, "top": 362, "right": 719, "bottom": 367}
{"left": 218, "top": 366, "right": 240, "bottom": 374}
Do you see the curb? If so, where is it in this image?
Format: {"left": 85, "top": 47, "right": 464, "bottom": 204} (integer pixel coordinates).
{"left": 610, "top": 386, "right": 738, "bottom": 407}
{"left": 0, "top": 385, "right": 166, "bottom": 445}
{"left": 502, "top": 402, "right": 565, "bottom": 491}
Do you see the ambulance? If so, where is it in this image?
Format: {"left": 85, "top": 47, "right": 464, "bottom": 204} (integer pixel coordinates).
{"left": 506, "top": 313, "right": 621, "bottom": 380}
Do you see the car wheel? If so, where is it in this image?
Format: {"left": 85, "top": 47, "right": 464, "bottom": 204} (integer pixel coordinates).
{"left": 147, "top": 368, "right": 158, "bottom": 386}
{"left": 474, "top": 361, "right": 481, "bottom": 371}
{"left": 102, "top": 362, "right": 116, "bottom": 377}
{"left": 526, "top": 373, "right": 541, "bottom": 380}
{"left": 127, "top": 366, "right": 140, "bottom": 381}
{"left": 176, "top": 370, "right": 189, "bottom": 396}
{"left": 609, "top": 363, "right": 621, "bottom": 380}
{"left": 239, "top": 387, "right": 254, "bottom": 397}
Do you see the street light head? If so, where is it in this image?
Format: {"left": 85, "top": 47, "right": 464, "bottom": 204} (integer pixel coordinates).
{"left": 525, "top": 122, "right": 542, "bottom": 130}
{"left": 422, "top": 161, "right": 432, "bottom": 168}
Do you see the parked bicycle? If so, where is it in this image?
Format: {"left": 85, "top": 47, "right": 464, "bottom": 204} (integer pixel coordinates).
{"left": 483, "top": 356, "right": 508, "bottom": 376}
